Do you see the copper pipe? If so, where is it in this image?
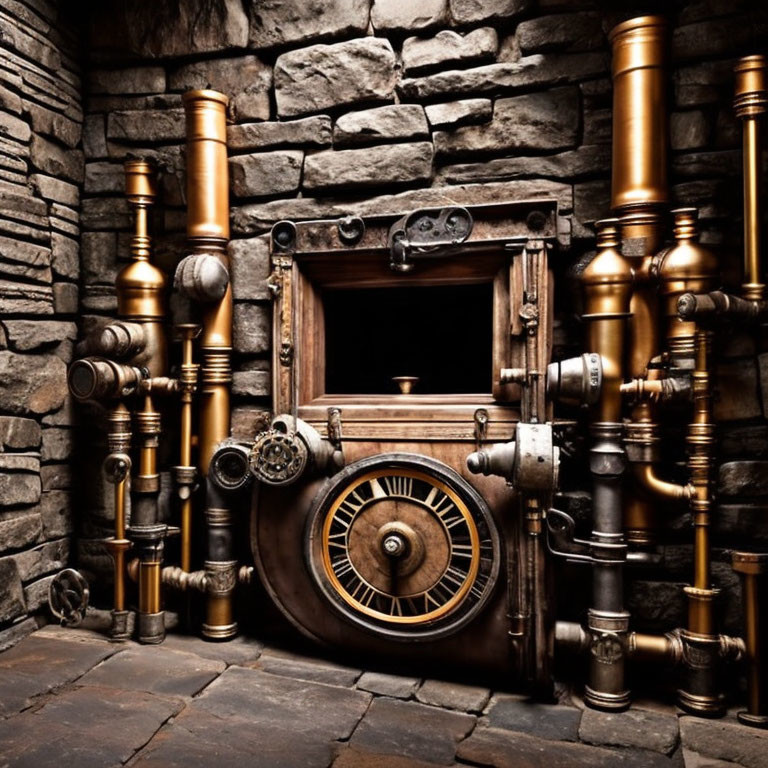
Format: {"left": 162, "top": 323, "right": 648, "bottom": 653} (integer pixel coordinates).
{"left": 732, "top": 552, "right": 768, "bottom": 727}
{"left": 734, "top": 56, "right": 767, "bottom": 301}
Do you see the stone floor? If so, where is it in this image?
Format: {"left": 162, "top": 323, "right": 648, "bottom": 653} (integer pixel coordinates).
{"left": 0, "top": 622, "right": 765, "bottom": 768}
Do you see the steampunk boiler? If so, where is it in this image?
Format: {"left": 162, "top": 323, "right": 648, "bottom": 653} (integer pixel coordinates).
{"left": 53, "top": 15, "right": 768, "bottom": 726}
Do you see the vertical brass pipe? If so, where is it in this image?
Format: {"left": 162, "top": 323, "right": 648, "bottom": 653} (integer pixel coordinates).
{"left": 180, "top": 90, "right": 237, "bottom": 640}
{"left": 581, "top": 219, "right": 633, "bottom": 710}
{"left": 120, "top": 160, "right": 168, "bottom": 644}
{"left": 183, "top": 90, "right": 232, "bottom": 476}
{"left": 609, "top": 15, "right": 669, "bottom": 547}
{"left": 678, "top": 329, "right": 723, "bottom": 716}
{"left": 734, "top": 56, "right": 767, "bottom": 301}
{"left": 732, "top": 552, "right": 768, "bottom": 727}
{"left": 103, "top": 403, "right": 132, "bottom": 641}
{"left": 173, "top": 324, "right": 201, "bottom": 573}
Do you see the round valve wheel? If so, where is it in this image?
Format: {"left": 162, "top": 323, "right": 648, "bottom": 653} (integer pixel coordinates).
{"left": 48, "top": 569, "right": 90, "bottom": 626}
{"left": 305, "top": 454, "right": 500, "bottom": 641}
{"left": 250, "top": 428, "right": 308, "bottom": 486}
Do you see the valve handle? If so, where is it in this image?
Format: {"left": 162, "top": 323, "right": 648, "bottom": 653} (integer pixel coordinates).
{"left": 48, "top": 569, "right": 90, "bottom": 626}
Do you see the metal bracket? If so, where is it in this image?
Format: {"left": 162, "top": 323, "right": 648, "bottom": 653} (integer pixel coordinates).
{"left": 327, "top": 407, "right": 343, "bottom": 450}
{"left": 473, "top": 408, "right": 488, "bottom": 452}
{"left": 388, "top": 206, "right": 474, "bottom": 272}
{"left": 546, "top": 508, "right": 592, "bottom": 563}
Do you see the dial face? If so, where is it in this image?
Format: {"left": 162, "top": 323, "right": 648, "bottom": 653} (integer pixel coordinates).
{"left": 306, "top": 455, "right": 499, "bottom": 641}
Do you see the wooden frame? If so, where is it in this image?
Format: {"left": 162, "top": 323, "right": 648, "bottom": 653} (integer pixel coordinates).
{"left": 268, "top": 201, "right": 558, "bottom": 440}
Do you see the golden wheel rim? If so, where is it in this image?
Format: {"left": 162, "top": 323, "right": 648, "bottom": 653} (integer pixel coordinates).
{"left": 320, "top": 467, "right": 481, "bottom": 626}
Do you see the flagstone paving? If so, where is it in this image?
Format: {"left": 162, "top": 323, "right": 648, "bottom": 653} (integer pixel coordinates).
{"left": 0, "top": 622, "right": 763, "bottom": 767}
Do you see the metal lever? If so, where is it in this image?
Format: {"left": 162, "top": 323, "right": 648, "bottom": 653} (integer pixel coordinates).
{"left": 388, "top": 206, "right": 473, "bottom": 272}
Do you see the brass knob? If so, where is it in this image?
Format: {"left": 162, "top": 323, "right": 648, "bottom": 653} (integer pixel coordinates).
{"left": 392, "top": 376, "right": 419, "bottom": 395}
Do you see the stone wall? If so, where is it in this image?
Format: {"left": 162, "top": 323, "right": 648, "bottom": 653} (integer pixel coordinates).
{"left": 77, "top": 0, "right": 768, "bottom": 635}
{"left": 0, "top": 1, "right": 83, "bottom": 647}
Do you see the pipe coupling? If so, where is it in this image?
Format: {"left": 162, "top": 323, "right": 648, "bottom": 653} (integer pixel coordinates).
{"left": 210, "top": 440, "right": 252, "bottom": 492}
{"left": 585, "top": 609, "right": 631, "bottom": 712}
{"left": 547, "top": 353, "right": 602, "bottom": 406}
{"left": 588, "top": 423, "right": 626, "bottom": 478}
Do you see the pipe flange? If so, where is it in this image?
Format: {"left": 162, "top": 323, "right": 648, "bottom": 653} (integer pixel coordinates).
{"left": 137, "top": 611, "right": 165, "bottom": 645}
{"left": 585, "top": 684, "right": 630, "bottom": 712}
{"left": 109, "top": 610, "right": 131, "bottom": 642}
{"left": 210, "top": 440, "right": 252, "bottom": 492}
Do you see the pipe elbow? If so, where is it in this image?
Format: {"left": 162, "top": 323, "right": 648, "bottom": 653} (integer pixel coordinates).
{"left": 633, "top": 464, "right": 695, "bottom": 501}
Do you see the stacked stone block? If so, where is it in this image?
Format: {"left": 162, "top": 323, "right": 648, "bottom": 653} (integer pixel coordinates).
{"left": 0, "top": 0, "right": 82, "bottom": 646}
{"left": 73, "top": 0, "right": 768, "bottom": 634}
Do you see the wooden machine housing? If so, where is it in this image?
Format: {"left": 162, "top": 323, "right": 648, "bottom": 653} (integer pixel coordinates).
{"left": 251, "top": 200, "right": 558, "bottom": 680}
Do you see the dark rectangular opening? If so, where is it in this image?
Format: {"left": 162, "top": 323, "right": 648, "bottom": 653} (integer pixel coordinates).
{"left": 324, "top": 283, "right": 493, "bottom": 395}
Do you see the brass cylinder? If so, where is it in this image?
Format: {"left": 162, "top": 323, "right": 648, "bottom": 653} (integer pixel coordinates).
{"left": 609, "top": 16, "right": 668, "bottom": 213}
{"left": 184, "top": 90, "right": 230, "bottom": 243}
{"left": 734, "top": 56, "right": 767, "bottom": 301}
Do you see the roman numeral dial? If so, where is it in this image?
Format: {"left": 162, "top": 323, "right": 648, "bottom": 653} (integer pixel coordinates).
{"left": 307, "top": 457, "right": 500, "bottom": 640}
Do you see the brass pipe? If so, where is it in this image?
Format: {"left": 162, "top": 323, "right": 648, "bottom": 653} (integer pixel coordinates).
{"left": 610, "top": 16, "right": 669, "bottom": 548}
{"left": 732, "top": 552, "right": 768, "bottom": 727}
{"left": 628, "top": 632, "right": 682, "bottom": 665}
{"left": 103, "top": 404, "right": 132, "bottom": 641}
{"left": 689, "top": 331, "right": 714, "bottom": 598}
{"left": 120, "top": 160, "right": 168, "bottom": 645}
{"left": 581, "top": 219, "right": 633, "bottom": 711}
{"left": 632, "top": 465, "right": 693, "bottom": 501}
{"left": 180, "top": 90, "right": 237, "bottom": 641}
{"left": 678, "top": 329, "right": 722, "bottom": 716}
{"left": 734, "top": 56, "right": 767, "bottom": 301}
{"left": 174, "top": 324, "right": 200, "bottom": 573}
{"left": 182, "top": 89, "right": 232, "bottom": 477}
